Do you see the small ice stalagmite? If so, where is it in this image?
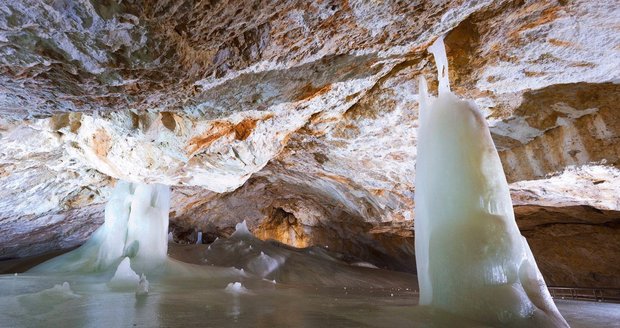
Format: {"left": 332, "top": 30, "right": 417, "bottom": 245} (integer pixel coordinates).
{"left": 136, "top": 274, "right": 150, "bottom": 296}
{"left": 31, "top": 181, "right": 171, "bottom": 274}
{"left": 231, "top": 220, "right": 252, "bottom": 237}
{"left": 247, "top": 251, "right": 284, "bottom": 278}
{"left": 225, "top": 282, "right": 249, "bottom": 295}
{"left": 414, "top": 37, "right": 569, "bottom": 327}
{"left": 108, "top": 257, "right": 140, "bottom": 288}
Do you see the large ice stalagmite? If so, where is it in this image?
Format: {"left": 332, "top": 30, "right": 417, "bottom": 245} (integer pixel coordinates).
{"left": 414, "top": 37, "right": 569, "bottom": 327}
{"left": 31, "top": 181, "right": 170, "bottom": 274}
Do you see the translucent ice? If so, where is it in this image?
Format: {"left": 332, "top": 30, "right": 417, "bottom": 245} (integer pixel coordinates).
{"left": 247, "top": 252, "right": 284, "bottom": 278}
{"left": 136, "top": 274, "right": 149, "bottom": 296}
{"left": 37, "top": 282, "right": 80, "bottom": 299}
{"left": 124, "top": 182, "right": 171, "bottom": 272}
{"left": 231, "top": 220, "right": 251, "bottom": 237}
{"left": 31, "top": 181, "right": 171, "bottom": 274}
{"left": 108, "top": 257, "right": 139, "bottom": 289}
{"left": 415, "top": 36, "right": 569, "bottom": 327}
{"left": 16, "top": 282, "right": 80, "bottom": 314}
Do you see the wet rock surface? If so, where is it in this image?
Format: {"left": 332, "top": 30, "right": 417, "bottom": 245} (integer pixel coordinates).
{"left": 1, "top": 1, "right": 619, "bottom": 287}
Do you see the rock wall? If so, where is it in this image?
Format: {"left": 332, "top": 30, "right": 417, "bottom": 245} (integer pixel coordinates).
{"left": 1, "top": 0, "right": 619, "bottom": 287}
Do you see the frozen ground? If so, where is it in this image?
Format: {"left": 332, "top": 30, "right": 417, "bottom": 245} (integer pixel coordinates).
{"left": 0, "top": 234, "right": 618, "bottom": 327}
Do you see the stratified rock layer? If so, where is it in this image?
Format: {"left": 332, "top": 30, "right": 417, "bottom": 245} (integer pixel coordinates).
{"left": 1, "top": 0, "right": 619, "bottom": 287}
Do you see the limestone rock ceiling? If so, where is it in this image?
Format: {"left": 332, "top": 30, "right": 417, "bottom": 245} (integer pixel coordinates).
{"left": 0, "top": 1, "right": 619, "bottom": 286}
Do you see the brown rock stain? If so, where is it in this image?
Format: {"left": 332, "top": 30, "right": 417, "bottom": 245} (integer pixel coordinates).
{"left": 296, "top": 83, "right": 332, "bottom": 101}
{"left": 92, "top": 129, "right": 111, "bottom": 158}
{"left": 187, "top": 121, "right": 235, "bottom": 154}
{"left": 233, "top": 118, "right": 258, "bottom": 141}
{"left": 548, "top": 38, "right": 574, "bottom": 47}
{"left": 512, "top": 6, "right": 560, "bottom": 38}
{"left": 187, "top": 114, "right": 273, "bottom": 155}
{"left": 316, "top": 172, "right": 352, "bottom": 185}
{"left": 160, "top": 112, "right": 177, "bottom": 131}
{"left": 524, "top": 71, "right": 546, "bottom": 77}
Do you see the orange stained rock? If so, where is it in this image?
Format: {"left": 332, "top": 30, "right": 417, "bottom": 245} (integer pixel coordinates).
{"left": 186, "top": 114, "right": 273, "bottom": 155}
{"left": 92, "top": 129, "right": 112, "bottom": 158}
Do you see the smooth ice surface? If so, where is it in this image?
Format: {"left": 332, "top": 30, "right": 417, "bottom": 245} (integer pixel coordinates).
{"left": 415, "top": 37, "right": 569, "bottom": 327}
{"left": 0, "top": 247, "right": 613, "bottom": 327}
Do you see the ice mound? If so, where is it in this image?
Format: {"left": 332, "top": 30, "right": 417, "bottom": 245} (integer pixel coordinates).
{"left": 17, "top": 282, "right": 80, "bottom": 313}
{"left": 231, "top": 220, "right": 252, "bottom": 237}
{"left": 136, "top": 274, "right": 149, "bottom": 296}
{"left": 169, "top": 230, "right": 417, "bottom": 289}
{"left": 225, "top": 282, "right": 249, "bottom": 294}
{"left": 39, "top": 282, "right": 80, "bottom": 299}
{"left": 246, "top": 252, "right": 285, "bottom": 278}
{"left": 415, "top": 36, "right": 568, "bottom": 327}
{"left": 108, "top": 257, "right": 140, "bottom": 289}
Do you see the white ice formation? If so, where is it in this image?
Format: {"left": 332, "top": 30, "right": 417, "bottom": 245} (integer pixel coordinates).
{"left": 31, "top": 181, "right": 171, "bottom": 274}
{"left": 231, "top": 220, "right": 252, "bottom": 237}
{"left": 247, "top": 251, "right": 284, "bottom": 278}
{"left": 108, "top": 257, "right": 140, "bottom": 288}
{"left": 225, "top": 282, "right": 250, "bottom": 295}
{"left": 414, "top": 37, "right": 569, "bottom": 327}
{"left": 136, "top": 274, "right": 150, "bottom": 296}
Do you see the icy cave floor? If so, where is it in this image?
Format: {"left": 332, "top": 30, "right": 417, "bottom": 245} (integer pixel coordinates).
{"left": 0, "top": 278, "right": 617, "bottom": 328}
{"left": 0, "top": 232, "right": 618, "bottom": 328}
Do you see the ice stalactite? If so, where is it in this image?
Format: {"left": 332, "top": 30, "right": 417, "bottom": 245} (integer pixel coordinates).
{"left": 414, "top": 37, "right": 569, "bottom": 327}
{"left": 31, "top": 181, "right": 171, "bottom": 275}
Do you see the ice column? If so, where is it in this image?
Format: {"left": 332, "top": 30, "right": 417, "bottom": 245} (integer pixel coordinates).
{"left": 124, "top": 182, "right": 171, "bottom": 272}
{"left": 31, "top": 181, "right": 170, "bottom": 274}
{"left": 414, "top": 37, "right": 568, "bottom": 327}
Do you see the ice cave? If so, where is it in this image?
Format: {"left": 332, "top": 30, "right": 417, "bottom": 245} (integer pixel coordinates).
{"left": 1, "top": 1, "right": 619, "bottom": 327}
